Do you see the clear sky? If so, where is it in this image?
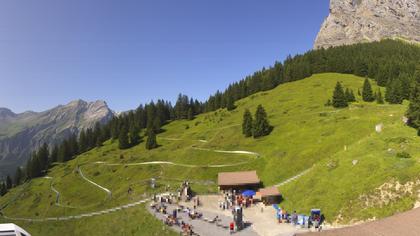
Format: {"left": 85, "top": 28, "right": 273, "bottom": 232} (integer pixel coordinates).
{"left": 0, "top": 0, "right": 329, "bottom": 113}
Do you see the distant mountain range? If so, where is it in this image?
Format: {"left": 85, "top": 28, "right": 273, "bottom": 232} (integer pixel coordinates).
{"left": 314, "top": 0, "right": 420, "bottom": 48}
{"left": 0, "top": 100, "right": 115, "bottom": 178}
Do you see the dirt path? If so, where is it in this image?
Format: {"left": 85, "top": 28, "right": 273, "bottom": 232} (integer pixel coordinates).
{"left": 77, "top": 166, "right": 112, "bottom": 199}
{"left": 274, "top": 167, "right": 313, "bottom": 187}
{"left": 2, "top": 198, "right": 150, "bottom": 222}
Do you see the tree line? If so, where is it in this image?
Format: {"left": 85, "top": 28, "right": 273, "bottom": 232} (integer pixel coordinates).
{"left": 202, "top": 40, "right": 420, "bottom": 113}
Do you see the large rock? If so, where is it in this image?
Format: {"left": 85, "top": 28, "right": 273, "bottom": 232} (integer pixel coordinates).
{"left": 314, "top": 0, "right": 420, "bottom": 49}
{"left": 0, "top": 100, "right": 115, "bottom": 177}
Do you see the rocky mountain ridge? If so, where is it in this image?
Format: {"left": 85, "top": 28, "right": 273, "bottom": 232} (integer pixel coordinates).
{"left": 0, "top": 100, "right": 115, "bottom": 177}
{"left": 314, "top": 0, "right": 420, "bottom": 49}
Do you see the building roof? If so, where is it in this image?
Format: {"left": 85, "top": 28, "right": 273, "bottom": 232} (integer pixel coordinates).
{"left": 259, "top": 186, "right": 281, "bottom": 197}
{"left": 218, "top": 171, "right": 260, "bottom": 186}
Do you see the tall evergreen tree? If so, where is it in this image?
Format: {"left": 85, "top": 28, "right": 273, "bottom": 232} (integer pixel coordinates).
{"left": 187, "top": 108, "right": 194, "bottom": 120}
{"left": 376, "top": 89, "right": 384, "bottom": 104}
{"left": 253, "top": 105, "right": 272, "bottom": 138}
{"left": 50, "top": 144, "right": 59, "bottom": 163}
{"left": 242, "top": 109, "right": 253, "bottom": 137}
{"left": 226, "top": 96, "right": 236, "bottom": 111}
{"left": 118, "top": 125, "right": 130, "bottom": 149}
{"left": 129, "top": 124, "right": 141, "bottom": 146}
{"left": 5, "top": 175, "right": 12, "bottom": 189}
{"left": 37, "top": 143, "right": 49, "bottom": 171}
{"left": 79, "top": 129, "right": 88, "bottom": 152}
{"left": 407, "top": 81, "right": 420, "bottom": 130}
{"left": 332, "top": 82, "right": 348, "bottom": 108}
{"left": 145, "top": 129, "right": 158, "bottom": 150}
{"left": 345, "top": 88, "right": 356, "bottom": 102}
{"left": 14, "top": 167, "right": 22, "bottom": 186}
{"left": 362, "top": 78, "right": 375, "bottom": 102}
{"left": 0, "top": 182, "right": 6, "bottom": 196}
{"left": 385, "top": 78, "right": 404, "bottom": 104}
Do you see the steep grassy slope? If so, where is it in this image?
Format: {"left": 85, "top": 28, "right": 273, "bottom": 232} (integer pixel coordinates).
{"left": 1, "top": 73, "right": 420, "bottom": 235}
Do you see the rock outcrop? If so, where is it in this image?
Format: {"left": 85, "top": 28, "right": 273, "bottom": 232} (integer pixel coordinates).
{"left": 0, "top": 100, "right": 115, "bottom": 177}
{"left": 314, "top": 0, "right": 420, "bottom": 49}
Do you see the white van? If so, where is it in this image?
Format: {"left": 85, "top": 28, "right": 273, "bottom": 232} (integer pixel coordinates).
{"left": 0, "top": 224, "right": 31, "bottom": 236}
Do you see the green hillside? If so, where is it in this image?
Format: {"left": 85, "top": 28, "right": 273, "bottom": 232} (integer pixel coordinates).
{"left": 2, "top": 73, "right": 420, "bottom": 235}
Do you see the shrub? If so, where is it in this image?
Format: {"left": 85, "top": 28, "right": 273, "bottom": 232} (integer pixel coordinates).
{"left": 396, "top": 152, "right": 411, "bottom": 159}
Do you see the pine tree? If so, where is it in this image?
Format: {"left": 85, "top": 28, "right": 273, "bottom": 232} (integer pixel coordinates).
{"left": 350, "top": 89, "right": 356, "bottom": 102}
{"left": 242, "top": 109, "right": 253, "bottom": 137}
{"left": 226, "top": 96, "right": 236, "bottom": 111}
{"left": 37, "top": 143, "right": 49, "bottom": 171}
{"left": 14, "top": 167, "right": 22, "bottom": 186}
{"left": 344, "top": 88, "right": 355, "bottom": 102}
{"left": 129, "top": 124, "right": 140, "bottom": 146}
{"left": 145, "top": 129, "right": 158, "bottom": 150}
{"left": 332, "top": 82, "right": 348, "bottom": 108}
{"left": 79, "top": 129, "right": 88, "bottom": 152}
{"left": 407, "top": 82, "right": 420, "bottom": 130}
{"left": 58, "top": 140, "right": 70, "bottom": 162}
{"left": 376, "top": 89, "right": 384, "bottom": 104}
{"left": 253, "top": 105, "right": 272, "bottom": 138}
{"left": 362, "top": 78, "right": 375, "bottom": 102}
{"left": 118, "top": 125, "right": 130, "bottom": 149}
{"left": 385, "top": 78, "right": 404, "bottom": 104}
{"left": 31, "top": 155, "right": 42, "bottom": 177}
{"left": 50, "top": 145, "right": 58, "bottom": 163}
{"left": 26, "top": 158, "right": 33, "bottom": 180}
{"left": 0, "top": 182, "right": 7, "bottom": 196}
{"left": 6, "top": 175, "right": 12, "bottom": 189}
{"left": 187, "top": 107, "right": 194, "bottom": 120}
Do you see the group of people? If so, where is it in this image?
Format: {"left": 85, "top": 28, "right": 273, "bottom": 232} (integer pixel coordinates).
{"left": 219, "top": 189, "right": 253, "bottom": 211}
{"left": 153, "top": 193, "right": 175, "bottom": 205}
{"left": 275, "top": 207, "right": 324, "bottom": 231}
{"left": 177, "top": 181, "right": 193, "bottom": 201}
{"left": 151, "top": 201, "right": 198, "bottom": 235}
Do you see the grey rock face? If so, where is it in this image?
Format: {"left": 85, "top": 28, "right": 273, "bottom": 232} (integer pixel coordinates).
{"left": 0, "top": 100, "right": 115, "bottom": 177}
{"left": 314, "top": 0, "right": 420, "bottom": 49}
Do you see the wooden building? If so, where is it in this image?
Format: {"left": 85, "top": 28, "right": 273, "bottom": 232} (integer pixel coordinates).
{"left": 217, "top": 171, "right": 261, "bottom": 191}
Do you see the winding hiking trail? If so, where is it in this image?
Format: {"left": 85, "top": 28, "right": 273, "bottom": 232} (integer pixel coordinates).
{"left": 2, "top": 198, "right": 150, "bottom": 222}
{"left": 274, "top": 167, "right": 313, "bottom": 187}
{"left": 77, "top": 166, "right": 112, "bottom": 199}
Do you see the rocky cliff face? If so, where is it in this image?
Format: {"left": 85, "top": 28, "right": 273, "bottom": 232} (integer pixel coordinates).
{"left": 314, "top": 0, "right": 420, "bottom": 49}
{"left": 0, "top": 100, "right": 115, "bottom": 177}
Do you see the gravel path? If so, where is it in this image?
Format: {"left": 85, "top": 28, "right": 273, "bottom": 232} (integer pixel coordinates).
{"left": 77, "top": 166, "right": 112, "bottom": 199}
{"left": 274, "top": 167, "right": 313, "bottom": 187}
{"left": 2, "top": 198, "right": 150, "bottom": 222}
{"left": 148, "top": 203, "right": 259, "bottom": 236}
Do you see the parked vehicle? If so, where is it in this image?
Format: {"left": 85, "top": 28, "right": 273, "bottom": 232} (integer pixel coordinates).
{"left": 0, "top": 223, "right": 31, "bottom": 236}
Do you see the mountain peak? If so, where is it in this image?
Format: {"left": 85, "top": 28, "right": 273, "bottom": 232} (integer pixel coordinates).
{"left": 315, "top": 0, "right": 420, "bottom": 49}
{"left": 0, "top": 108, "right": 16, "bottom": 119}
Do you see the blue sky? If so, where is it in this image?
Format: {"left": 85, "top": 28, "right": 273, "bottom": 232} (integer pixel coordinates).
{"left": 0, "top": 0, "right": 329, "bottom": 113}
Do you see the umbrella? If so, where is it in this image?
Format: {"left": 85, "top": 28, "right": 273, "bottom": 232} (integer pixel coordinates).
{"left": 242, "top": 190, "right": 256, "bottom": 197}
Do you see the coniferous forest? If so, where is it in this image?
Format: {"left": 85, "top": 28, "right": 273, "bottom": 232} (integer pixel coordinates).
{"left": 10, "top": 39, "right": 420, "bottom": 194}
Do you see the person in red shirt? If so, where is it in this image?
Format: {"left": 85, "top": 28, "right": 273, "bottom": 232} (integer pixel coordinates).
{"left": 230, "top": 222, "right": 235, "bottom": 234}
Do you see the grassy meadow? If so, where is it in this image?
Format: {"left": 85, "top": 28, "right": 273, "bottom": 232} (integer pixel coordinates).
{"left": 1, "top": 73, "right": 420, "bottom": 235}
